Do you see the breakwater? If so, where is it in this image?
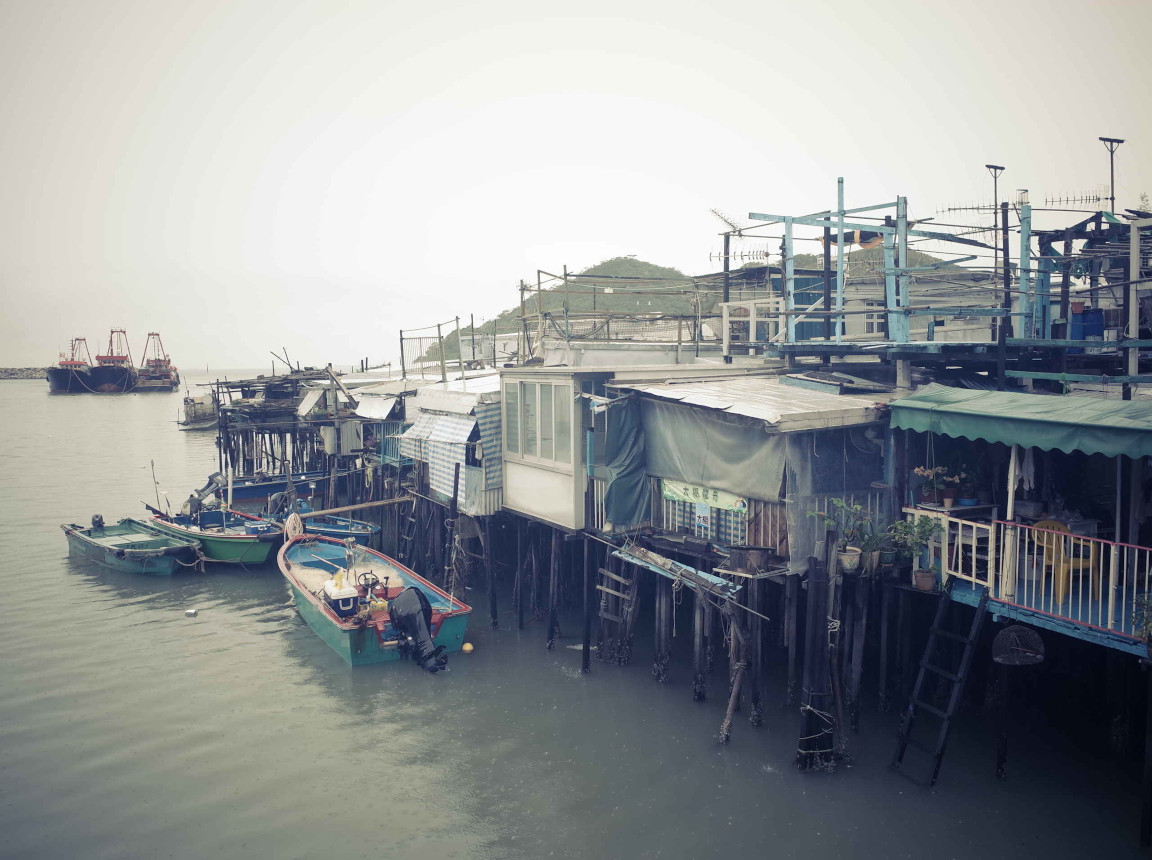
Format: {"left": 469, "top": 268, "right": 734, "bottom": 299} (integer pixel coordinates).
{"left": 0, "top": 367, "right": 47, "bottom": 379}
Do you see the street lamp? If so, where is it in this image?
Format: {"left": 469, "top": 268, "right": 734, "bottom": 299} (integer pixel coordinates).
{"left": 1099, "top": 137, "right": 1124, "bottom": 214}
{"left": 986, "top": 164, "right": 1005, "bottom": 275}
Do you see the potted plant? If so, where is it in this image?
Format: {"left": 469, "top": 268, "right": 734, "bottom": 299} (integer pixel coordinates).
{"left": 809, "top": 498, "right": 871, "bottom": 574}
{"left": 886, "top": 515, "right": 942, "bottom": 591}
{"left": 858, "top": 528, "right": 887, "bottom": 576}
{"left": 1134, "top": 594, "right": 1152, "bottom": 644}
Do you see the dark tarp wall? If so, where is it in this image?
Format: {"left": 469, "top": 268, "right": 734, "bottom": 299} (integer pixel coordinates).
{"left": 603, "top": 396, "right": 652, "bottom": 529}
{"left": 639, "top": 398, "right": 787, "bottom": 503}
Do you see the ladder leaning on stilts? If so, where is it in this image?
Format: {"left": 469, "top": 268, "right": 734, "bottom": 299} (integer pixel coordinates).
{"left": 891, "top": 584, "right": 989, "bottom": 786}
{"left": 596, "top": 565, "right": 637, "bottom": 664}
{"left": 397, "top": 498, "right": 417, "bottom": 566}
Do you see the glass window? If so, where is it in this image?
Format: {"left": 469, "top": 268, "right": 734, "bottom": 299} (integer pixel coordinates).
{"left": 539, "top": 384, "right": 554, "bottom": 460}
{"left": 523, "top": 383, "right": 538, "bottom": 457}
{"left": 554, "top": 385, "right": 571, "bottom": 463}
{"left": 505, "top": 383, "right": 519, "bottom": 453}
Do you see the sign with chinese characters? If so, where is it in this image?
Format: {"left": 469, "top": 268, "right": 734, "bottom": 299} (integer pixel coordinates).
{"left": 662, "top": 479, "right": 748, "bottom": 513}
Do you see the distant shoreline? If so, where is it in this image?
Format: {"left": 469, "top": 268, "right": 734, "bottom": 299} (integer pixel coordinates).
{"left": 0, "top": 368, "right": 48, "bottom": 380}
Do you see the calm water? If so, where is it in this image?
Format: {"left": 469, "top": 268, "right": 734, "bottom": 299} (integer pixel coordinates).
{"left": 0, "top": 376, "right": 1140, "bottom": 859}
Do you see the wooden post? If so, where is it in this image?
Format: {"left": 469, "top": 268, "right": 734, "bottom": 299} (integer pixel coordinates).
{"left": 879, "top": 580, "right": 892, "bottom": 713}
{"left": 546, "top": 528, "right": 560, "bottom": 649}
{"left": 515, "top": 519, "right": 525, "bottom": 630}
{"left": 485, "top": 516, "right": 497, "bottom": 629}
{"left": 748, "top": 579, "right": 763, "bottom": 726}
{"left": 719, "top": 616, "right": 746, "bottom": 744}
{"left": 797, "top": 556, "right": 833, "bottom": 771}
{"left": 652, "top": 579, "right": 670, "bottom": 682}
{"left": 1140, "top": 663, "right": 1152, "bottom": 847}
{"left": 848, "top": 575, "right": 870, "bottom": 732}
{"left": 785, "top": 572, "right": 799, "bottom": 706}
{"left": 692, "top": 589, "right": 706, "bottom": 701}
{"left": 581, "top": 536, "right": 592, "bottom": 673}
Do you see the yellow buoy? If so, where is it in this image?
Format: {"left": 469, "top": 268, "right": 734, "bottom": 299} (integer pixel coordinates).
{"left": 461, "top": 642, "right": 474, "bottom": 654}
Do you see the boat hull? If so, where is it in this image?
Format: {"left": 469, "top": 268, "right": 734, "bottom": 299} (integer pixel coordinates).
{"left": 230, "top": 471, "right": 334, "bottom": 501}
{"left": 178, "top": 417, "right": 219, "bottom": 431}
{"left": 146, "top": 515, "right": 281, "bottom": 564}
{"left": 136, "top": 376, "right": 180, "bottom": 392}
{"left": 61, "top": 520, "right": 200, "bottom": 575}
{"left": 90, "top": 365, "right": 138, "bottom": 393}
{"left": 46, "top": 367, "right": 92, "bottom": 393}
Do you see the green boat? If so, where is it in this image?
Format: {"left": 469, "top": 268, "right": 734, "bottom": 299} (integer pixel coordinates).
{"left": 145, "top": 508, "right": 282, "bottom": 565}
{"left": 278, "top": 535, "right": 471, "bottom": 668}
{"left": 61, "top": 516, "right": 203, "bottom": 575}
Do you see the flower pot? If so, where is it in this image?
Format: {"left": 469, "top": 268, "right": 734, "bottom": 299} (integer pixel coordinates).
{"left": 919, "top": 487, "right": 938, "bottom": 504}
{"left": 957, "top": 497, "right": 980, "bottom": 506}
{"left": 941, "top": 487, "right": 957, "bottom": 502}
{"left": 879, "top": 549, "right": 897, "bottom": 566}
{"left": 1071, "top": 300, "right": 1086, "bottom": 314}
{"left": 837, "top": 547, "right": 862, "bottom": 573}
{"left": 867, "top": 550, "right": 881, "bottom": 573}
{"left": 913, "top": 569, "right": 936, "bottom": 591}
{"left": 942, "top": 497, "right": 954, "bottom": 510}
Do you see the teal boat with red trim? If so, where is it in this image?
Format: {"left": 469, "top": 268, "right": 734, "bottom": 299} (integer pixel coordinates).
{"left": 145, "top": 508, "right": 282, "bottom": 565}
{"left": 278, "top": 534, "right": 471, "bottom": 668}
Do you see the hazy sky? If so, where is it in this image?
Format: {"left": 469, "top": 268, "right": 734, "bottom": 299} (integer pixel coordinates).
{"left": 2, "top": 0, "right": 1150, "bottom": 369}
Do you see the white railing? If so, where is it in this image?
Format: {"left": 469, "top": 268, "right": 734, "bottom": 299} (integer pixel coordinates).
{"left": 902, "top": 507, "right": 1152, "bottom": 642}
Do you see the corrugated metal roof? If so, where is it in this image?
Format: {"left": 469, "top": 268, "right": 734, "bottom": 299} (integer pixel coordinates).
{"left": 610, "top": 376, "right": 886, "bottom": 432}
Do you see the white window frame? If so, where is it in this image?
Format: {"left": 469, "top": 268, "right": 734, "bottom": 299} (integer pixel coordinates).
{"left": 503, "top": 380, "right": 573, "bottom": 471}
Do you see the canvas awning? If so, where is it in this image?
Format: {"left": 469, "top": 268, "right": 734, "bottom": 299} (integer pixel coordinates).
{"left": 890, "top": 384, "right": 1152, "bottom": 458}
{"left": 353, "top": 396, "right": 396, "bottom": 420}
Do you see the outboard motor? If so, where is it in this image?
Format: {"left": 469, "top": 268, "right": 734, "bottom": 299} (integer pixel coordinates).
{"left": 91, "top": 514, "right": 105, "bottom": 529}
{"left": 389, "top": 587, "right": 446, "bottom": 673}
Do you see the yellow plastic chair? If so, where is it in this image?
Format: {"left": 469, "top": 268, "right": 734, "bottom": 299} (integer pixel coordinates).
{"left": 1032, "top": 519, "right": 1100, "bottom": 605}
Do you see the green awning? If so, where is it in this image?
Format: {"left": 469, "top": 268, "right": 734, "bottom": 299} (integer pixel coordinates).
{"left": 890, "top": 384, "right": 1152, "bottom": 457}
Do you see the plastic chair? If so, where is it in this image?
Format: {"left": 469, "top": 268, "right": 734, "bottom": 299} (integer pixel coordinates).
{"left": 1032, "top": 519, "right": 1100, "bottom": 605}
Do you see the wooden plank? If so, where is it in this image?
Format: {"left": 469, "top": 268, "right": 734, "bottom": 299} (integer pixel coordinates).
{"left": 596, "top": 583, "right": 630, "bottom": 600}
{"left": 300, "top": 496, "right": 412, "bottom": 518}
{"left": 598, "top": 568, "right": 632, "bottom": 586}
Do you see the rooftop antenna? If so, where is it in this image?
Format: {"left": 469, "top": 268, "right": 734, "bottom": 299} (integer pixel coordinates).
{"left": 710, "top": 209, "right": 755, "bottom": 303}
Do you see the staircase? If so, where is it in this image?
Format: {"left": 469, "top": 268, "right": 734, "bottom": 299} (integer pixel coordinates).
{"left": 892, "top": 584, "right": 989, "bottom": 785}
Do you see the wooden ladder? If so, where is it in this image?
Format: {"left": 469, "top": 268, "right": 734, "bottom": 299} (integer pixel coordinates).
{"left": 397, "top": 498, "right": 417, "bottom": 565}
{"left": 597, "top": 566, "right": 634, "bottom": 625}
{"left": 892, "top": 584, "right": 989, "bottom": 785}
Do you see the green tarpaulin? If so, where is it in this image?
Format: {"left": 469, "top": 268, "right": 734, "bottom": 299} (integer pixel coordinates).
{"left": 890, "top": 384, "right": 1152, "bottom": 457}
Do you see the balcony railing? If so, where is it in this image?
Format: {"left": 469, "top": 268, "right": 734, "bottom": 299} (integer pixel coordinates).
{"left": 904, "top": 507, "right": 1152, "bottom": 643}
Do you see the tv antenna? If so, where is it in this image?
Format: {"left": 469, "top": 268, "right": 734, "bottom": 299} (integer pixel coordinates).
{"left": 710, "top": 208, "right": 754, "bottom": 236}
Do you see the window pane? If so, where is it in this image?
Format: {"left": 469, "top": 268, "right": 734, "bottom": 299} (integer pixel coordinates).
{"left": 554, "top": 385, "right": 571, "bottom": 463}
{"left": 523, "top": 383, "right": 538, "bottom": 456}
{"left": 505, "top": 384, "right": 519, "bottom": 453}
{"left": 539, "top": 384, "right": 554, "bottom": 460}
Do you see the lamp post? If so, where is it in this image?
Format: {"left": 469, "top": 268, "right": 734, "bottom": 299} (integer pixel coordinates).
{"left": 1099, "top": 137, "right": 1124, "bottom": 214}
{"left": 986, "top": 164, "right": 1005, "bottom": 276}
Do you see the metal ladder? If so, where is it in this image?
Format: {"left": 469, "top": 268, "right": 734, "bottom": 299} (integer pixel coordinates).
{"left": 892, "top": 584, "right": 989, "bottom": 785}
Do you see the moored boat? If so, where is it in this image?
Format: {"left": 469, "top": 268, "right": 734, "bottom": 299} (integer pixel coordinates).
{"left": 136, "top": 332, "right": 180, "bottom": 392}
{"left": 91, "top": 329, "right": 138, "bottom": 392}
{"left": 145, "top": 507, "right": 282, "bottom": 565}
{"left": 178, "top": 393, "right": 219, "bottom": 430}
{"left": 61, "top": 515, "right": 202, "bottom": 575}
{"left": 225, "top": 469, "right": 339, "bottom": 501}
{"left": 266, "top": 494, "right": 380, "bottom": 542}
{"left": 46, "top": 337, "right": 94, "bottom": 393}
{"left": 278, "top": 534, "right": 471, "bottom": 668}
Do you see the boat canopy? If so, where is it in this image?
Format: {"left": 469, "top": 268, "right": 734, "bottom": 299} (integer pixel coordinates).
{"left": 890, "top": 384, "right": 1152, "bottom": 458}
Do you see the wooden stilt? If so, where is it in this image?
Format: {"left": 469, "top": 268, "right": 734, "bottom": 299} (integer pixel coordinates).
{"left": 848, "top": 575, "right": 870, "bottom": 732}
{"left": 879, "top": 580, "right": 892, "bottom": 713}
{"left": 546, "top": 528, "right": 560, "bottom": 649}
{"left": 692, "top": 589, "right": 706, "bottom": 701}
{"left": 748, "top": 579, "right": 763, "bottom": 726}
{"left": 797, "top": 556, "right": 833, "bottom": 771}
{"left": 785, "top": 572, "right": 799, "bottom": 706}
{"left": 720, "top": 616, "right": 747, "bottom": 743}
{"left": 897, "top": 587, "right": 911, "bottom": 706}
{"left": 581, "top": 536, "right": 592, "bottom": 673}
{"left": 485, "top": 516, "right": 497, "bottom": 629}
{"left": 515, "top": 519, "right": 525, "bottom": 630}
{"left": 652, "top": 579, "right": 670, "bottom": 682}
{"left": 1140, "top": 663, "right": 1152, "bottom": 847}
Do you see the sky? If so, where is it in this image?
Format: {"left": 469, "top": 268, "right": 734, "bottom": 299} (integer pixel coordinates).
{"left": 2, "top": 0, "right": 1150, "bottom": 370}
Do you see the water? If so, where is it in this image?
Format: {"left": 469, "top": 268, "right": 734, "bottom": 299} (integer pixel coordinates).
{"left": 0, "top": 376, "right": 1141, "bottom": 859}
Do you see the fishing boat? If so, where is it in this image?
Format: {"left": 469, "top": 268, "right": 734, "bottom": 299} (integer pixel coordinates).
{"left": 90, "top": 329, "right": 139, "bottom": 392}
{"left": 225, "top": 469, "right": 339, "bottom": 502}
{"left": 136, "top": 332, "right": 180, "bottom": 392}
{"left": 266, "top": 493, "right": 380, "bottom": 543}
{"left": 178, "top": 392, "right": 219, "bottom": 430}
{"left": 278, "top": 532, "right": 471, "bottom": 669}
{"left": 46, "top": 338, "right": 94, "bottom": 393}
{"left": 145, "top": 506, "right": 282, "bottom": 565}
{"left": 61, "top": 515, "right": 202, "bottom": 575}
